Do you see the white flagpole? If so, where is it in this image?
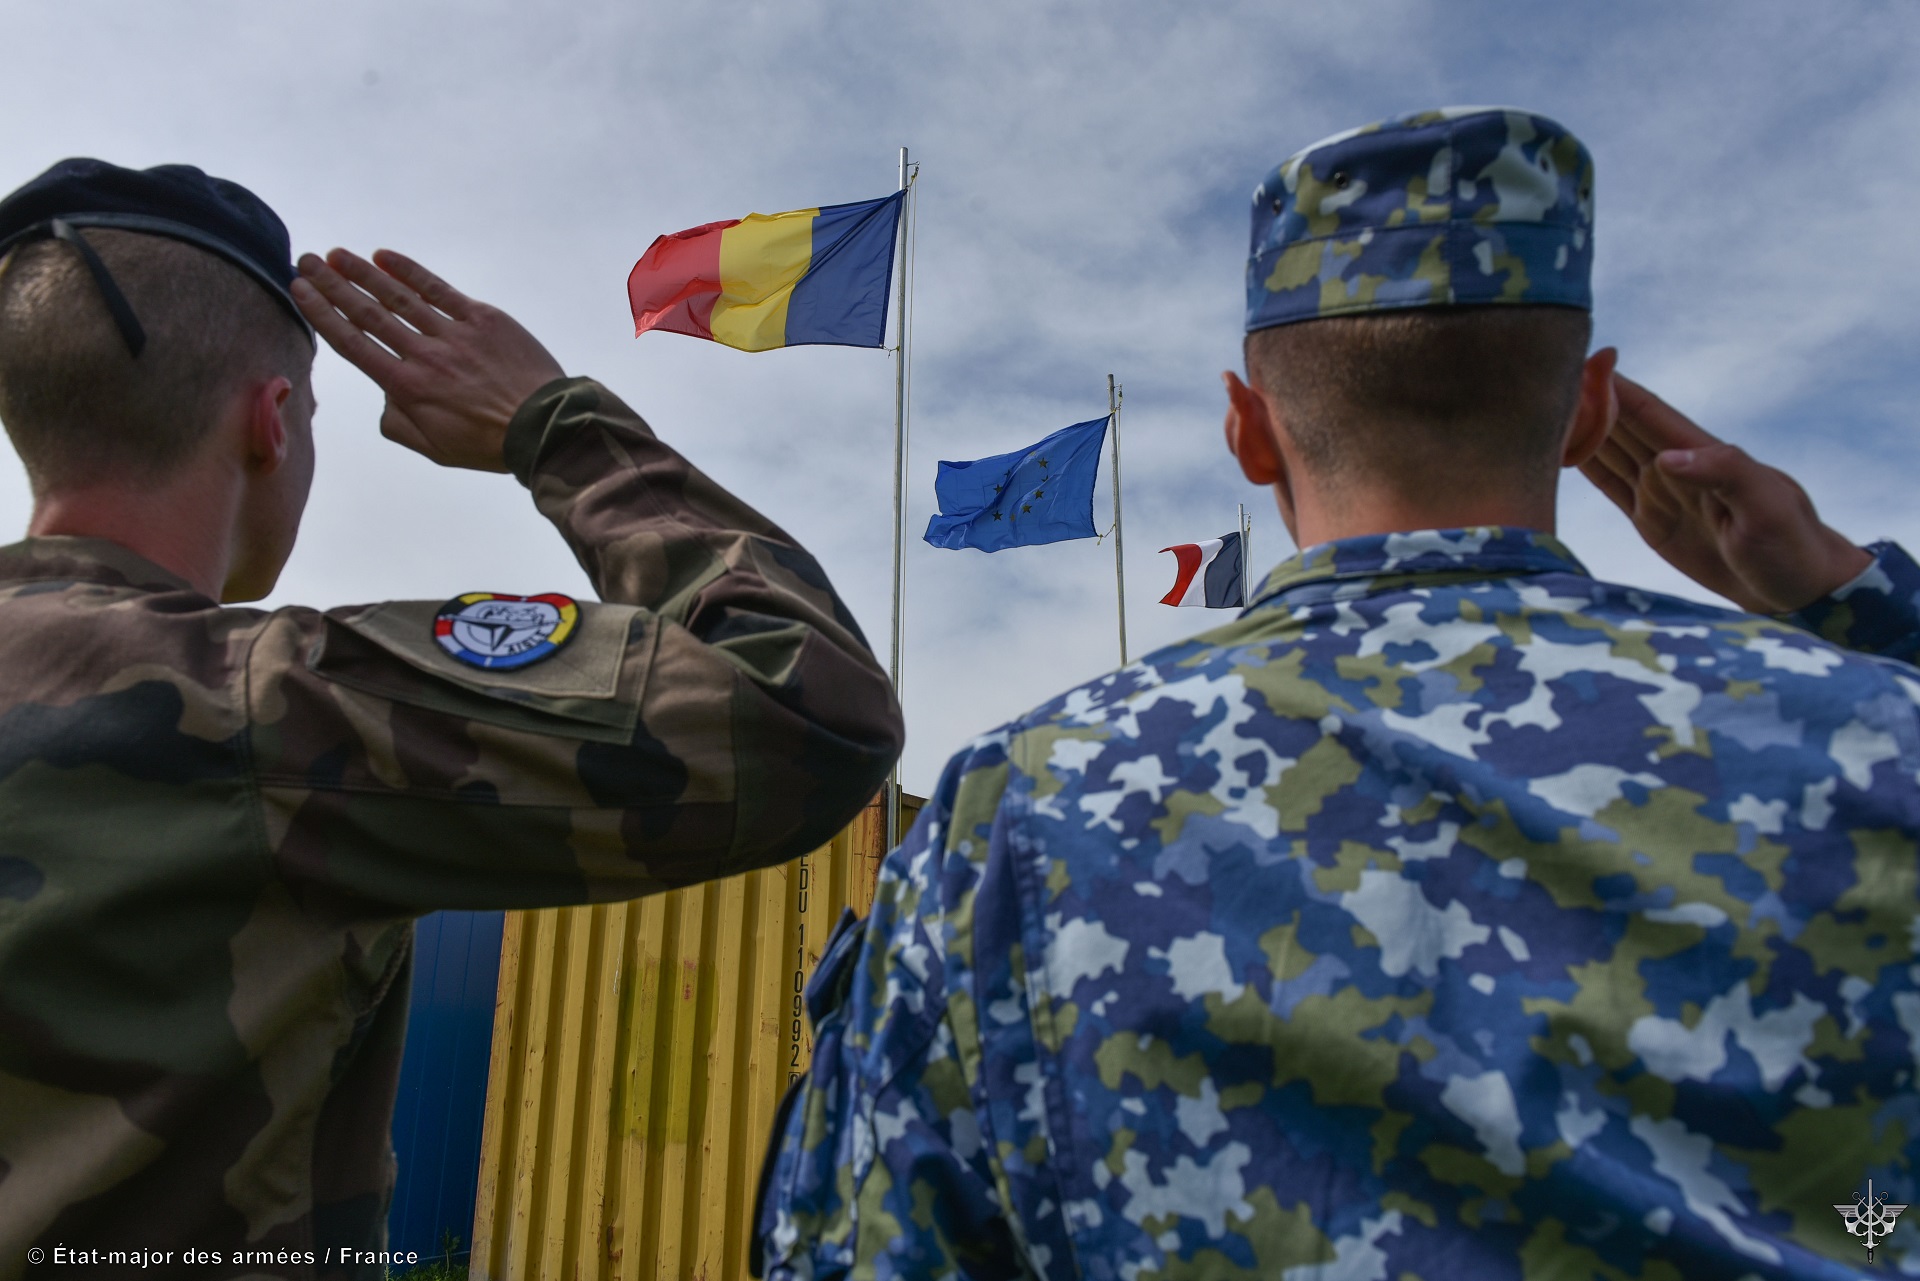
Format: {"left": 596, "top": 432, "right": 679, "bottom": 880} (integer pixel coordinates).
{"left": 1237, "top": 502, "right": 1249, "bottom": 606}
{"left": 887, "top": 148, "right": 914, "bottom": 852}
{"left": 1109, "top": 374, "right": 1128, "bottom": 666}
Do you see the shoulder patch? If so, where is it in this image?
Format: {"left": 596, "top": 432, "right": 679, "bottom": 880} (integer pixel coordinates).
{"left": 312, "top": 596, "right": 650, "bottom": 742}
{"left": 434, "top": 592, "right": 578, "bottom": 669}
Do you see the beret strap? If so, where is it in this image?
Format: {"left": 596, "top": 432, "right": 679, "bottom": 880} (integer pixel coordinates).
{"left": 48, "top": 218, "right": 147, "bottom": 358}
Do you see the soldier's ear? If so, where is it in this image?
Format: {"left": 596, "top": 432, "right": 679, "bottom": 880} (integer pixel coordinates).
{"left": 1223, "top": 371, "right": 1285, "bottom": 486}
{"left": 244, "top": 376, "right": 297, "bottom": 475}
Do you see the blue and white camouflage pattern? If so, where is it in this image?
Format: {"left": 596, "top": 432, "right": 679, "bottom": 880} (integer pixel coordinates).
{"left": 757, "top": 527, "right": 1920, "bottom": 1280}
{"left": 1247, "top": 107, "right": 1595, "bottom": 332}
{"left": 1792, "top": 541, "right": 1920, "bottom": 669}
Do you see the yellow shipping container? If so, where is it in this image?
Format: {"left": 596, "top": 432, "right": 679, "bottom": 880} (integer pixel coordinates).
{"left": 470, "top": 789, "right": 922, "bottom": 1281}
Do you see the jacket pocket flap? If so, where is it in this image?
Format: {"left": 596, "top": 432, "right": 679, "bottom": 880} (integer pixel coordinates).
{"left": 311, "top": 599, "right": 653, "bottom": 742}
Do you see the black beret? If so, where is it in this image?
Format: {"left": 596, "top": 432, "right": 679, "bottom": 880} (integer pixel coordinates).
{"left": 0, "top": 157, "right": 312, "bottom": 341}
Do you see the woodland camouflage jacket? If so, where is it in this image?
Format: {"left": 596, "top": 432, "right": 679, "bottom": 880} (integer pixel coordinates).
{"left": 760, "top": 529, "right": 1920, "bottom": 1281}
{"left": 0, "top": 377, "right": 902, "bottom": 1279}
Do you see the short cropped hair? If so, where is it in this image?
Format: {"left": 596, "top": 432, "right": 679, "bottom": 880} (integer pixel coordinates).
{"left": 1244, "top": 306, "right": 1592, "bottom": 495}
{"left": 0, "top": 230, "right": 312, "bottom": 494}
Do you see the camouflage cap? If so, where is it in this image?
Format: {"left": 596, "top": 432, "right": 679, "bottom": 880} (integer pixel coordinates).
{"left": 1246, "top": 107, "right": 1595, "bottom": 332}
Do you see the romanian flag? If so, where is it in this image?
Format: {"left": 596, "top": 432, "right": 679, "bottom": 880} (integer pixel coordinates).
{"left": 627, "top": 192, "right": 904, "bottom": 352}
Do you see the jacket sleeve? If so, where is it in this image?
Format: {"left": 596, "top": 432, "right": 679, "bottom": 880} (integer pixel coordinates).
{"left": 246, "top": 376, "right": 903, "bottom": 913}
{"left": 1784, "top": 540, "right": 1920, "bottom": 665}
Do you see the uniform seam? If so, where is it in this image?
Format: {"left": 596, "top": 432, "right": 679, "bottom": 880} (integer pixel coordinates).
{"left": 1002, "top": 733, "right": 1091, "bottom": 1280}
{"left": 847, "top": 983, "right": 945, "bottom": 1260}
{"left": 969, "top": 792, "right": 1080, "bottom": 1281}
{"left": 858, "top": 854, "right": 947, "bottom": 1100}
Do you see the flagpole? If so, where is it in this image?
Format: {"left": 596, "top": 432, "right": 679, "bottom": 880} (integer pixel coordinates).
{"left": 887, "top": 147, "right": 912, "bottom": 852}
{"left": 1109, "top": 374, "right": 1128, "bottom": 666}
{"left": 1237, "top": 502, "right": 1248, "bottom": 606}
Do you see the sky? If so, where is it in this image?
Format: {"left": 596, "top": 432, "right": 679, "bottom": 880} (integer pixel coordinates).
{"left": 2, "top": 0, "right": 1917, "bottom": 796}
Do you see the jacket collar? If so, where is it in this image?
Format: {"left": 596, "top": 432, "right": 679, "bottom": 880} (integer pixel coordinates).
{"left": 1248, "top": 526, "right": 1589, "bottom": 610}
{"left": 0, "top": 536, "right": 200, "bottom": 594}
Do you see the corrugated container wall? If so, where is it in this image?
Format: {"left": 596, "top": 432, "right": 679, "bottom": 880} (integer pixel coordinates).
{"left": 470, "top": 789, "right": 923, "bottom": 1281}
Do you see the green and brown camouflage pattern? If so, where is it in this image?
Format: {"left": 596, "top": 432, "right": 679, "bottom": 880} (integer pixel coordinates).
{"left": 0, "top": 376, "right": 902, "bottom": 1278}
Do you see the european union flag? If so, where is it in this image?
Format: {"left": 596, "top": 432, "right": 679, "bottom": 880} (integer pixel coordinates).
{"left": 923, "top": 417, "right": 1110, "bottom": 553}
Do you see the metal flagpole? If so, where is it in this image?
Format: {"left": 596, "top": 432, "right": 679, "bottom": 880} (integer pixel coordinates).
{"left": 1237, "top": 502, "right": 1249, "bottom": 607}
{"left": 887, "top": 147, "right": 912, "bottom": 851}
{"left": 1109, "top": 374, "right": 1128, "bottom": 666}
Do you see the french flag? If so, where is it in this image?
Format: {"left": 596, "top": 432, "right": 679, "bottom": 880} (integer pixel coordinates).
{"left": 1159, "top": 530, "right": 1245, "bottom": 608}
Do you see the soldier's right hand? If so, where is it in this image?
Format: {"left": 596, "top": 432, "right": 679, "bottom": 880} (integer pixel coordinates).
{"left": 1580, "top": 373, "right": 1871, "bottom": 614}
{"left": 292, "top": 249, "right": 566, "bottom": 472}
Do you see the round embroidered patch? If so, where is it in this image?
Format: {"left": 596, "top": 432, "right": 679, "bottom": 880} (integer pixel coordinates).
{"left": 433, "top": 592, "right": 580, "bottom": 670}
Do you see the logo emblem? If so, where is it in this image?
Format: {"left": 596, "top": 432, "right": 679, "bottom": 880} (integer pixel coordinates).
{"left": 1835, "top": 1179, "right": 1907, "bottom": 1264}
{"left": 434, "top": 592, "right": 579, "bottom": 670}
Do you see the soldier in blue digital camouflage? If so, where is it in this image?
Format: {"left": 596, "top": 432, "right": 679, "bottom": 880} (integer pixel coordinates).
{"left": 754, "top": 107, "right": 1920, "bottom": 1279}
{"left": 0, "top": 160, "right": 902, "bottom": 1278}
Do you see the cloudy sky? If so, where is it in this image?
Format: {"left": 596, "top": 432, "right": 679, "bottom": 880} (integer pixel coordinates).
{"left": 3, "top": 0, "right": 1917, "bottom": 794}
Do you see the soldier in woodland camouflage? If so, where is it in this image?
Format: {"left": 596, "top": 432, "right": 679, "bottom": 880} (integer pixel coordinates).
{"left": 0, "top": 159, "right": 901, "bottom": 1278}
{"left": 756, "top": 109, "right": 1920, "bottom": 1279}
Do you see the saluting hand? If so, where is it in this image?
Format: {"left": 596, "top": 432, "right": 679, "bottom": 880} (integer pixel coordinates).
{"left": 291, "top": 249, "right": 565, "bottom": 472}
{"left": 1580, "top": 373, "right": 1870, "bottom": 614}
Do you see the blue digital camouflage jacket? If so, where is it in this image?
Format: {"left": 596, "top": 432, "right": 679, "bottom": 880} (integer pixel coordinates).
{"left": 756, "top": 528, "right": 1920, "bottom": 1280}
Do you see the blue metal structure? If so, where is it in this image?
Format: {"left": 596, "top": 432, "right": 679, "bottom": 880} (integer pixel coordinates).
{"left": 389, "top": 910, "right": 505, "bottom": 1262}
